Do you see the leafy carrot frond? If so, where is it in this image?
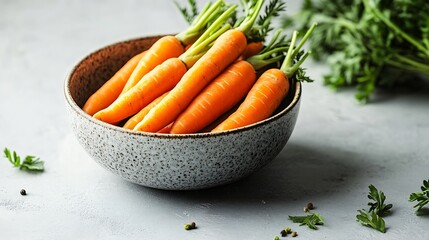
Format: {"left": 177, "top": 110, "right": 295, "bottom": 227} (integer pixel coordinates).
{"left": 247, "top": 30, "right": 289, "bottom": 70}
{"left": 236, "top": 0, "right": 264, "bottom": 35}
{"left": 249, "top": 0, "right": 286, "bottom": 42}
{"left": 175, "top": 0, "right": 199, "bottom": 25}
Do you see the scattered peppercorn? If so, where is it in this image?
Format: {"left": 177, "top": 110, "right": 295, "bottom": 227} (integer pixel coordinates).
{"left": 20, "top": 189, "right": 26, "bottom": 196}
{"left": 291, "top": 232, "right": 298, "bottom": 237}
{"left": 285, "top": 227, "right": 292, "bottom": 234}
{"left": 303, "top": 207, "right": 309, "bottom": 212}
{"left": 184, "top": 222, "right": 196, "bottom": 230}
{"left": 306, "top": 202, "right": 314, "bottom": 210}
{"left": 274, "top": 236, "right": 280, "bottom": 240}
{"left": 280, "top": 229, "right": 287, "bottom": 237}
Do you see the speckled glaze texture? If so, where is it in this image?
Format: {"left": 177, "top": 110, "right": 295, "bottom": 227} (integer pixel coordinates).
{"left": 65, "top": 36, "right": 301, "bottom": 190}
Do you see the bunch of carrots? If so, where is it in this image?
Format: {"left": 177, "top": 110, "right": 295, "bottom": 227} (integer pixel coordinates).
{"left": 83, "top": 0, "right": 316, "bottom": 134}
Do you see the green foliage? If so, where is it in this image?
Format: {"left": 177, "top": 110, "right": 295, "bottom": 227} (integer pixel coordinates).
{"left": 409, "top": 179, "right": 429, "bottom": 212}
{"left": 3, "top": 148, "right": 44, "bottom": 172}
{"left": 356, "top": 210, "right": 386, "bottom": 233}
{"left": 288, "top": 212, "right": 324, "bottom": 230}
{"left": 367, "top": 184, "right": 393, "bottom": 216}
{"left": 356, "top": 185, "right": 392, "bottom": 233}
{"left": 283, "top": 0, "right": 429, "bottom": 103}
{"left": 175, "top": 0, "right": 199, "bottom": 24}
{"left": 249, "top": 0, "right": 286, "bottom": 42}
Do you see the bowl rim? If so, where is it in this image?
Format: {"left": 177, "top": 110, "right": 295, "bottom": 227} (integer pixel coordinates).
{"left": 64, "top": 36, "right": 302, "bottom": 139}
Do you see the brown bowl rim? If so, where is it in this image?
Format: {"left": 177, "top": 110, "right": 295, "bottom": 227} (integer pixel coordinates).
{"left": 64, "top": 35, "right": 302, "bottom": 139}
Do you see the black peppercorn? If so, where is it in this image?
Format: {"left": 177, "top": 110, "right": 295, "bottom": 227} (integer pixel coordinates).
{"left": 20, "top": 189, "right": 26, "bottom": 196}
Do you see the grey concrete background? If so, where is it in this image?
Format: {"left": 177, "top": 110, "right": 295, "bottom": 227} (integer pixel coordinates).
{"left": 0, "top": 0, "right": 428, "bottom": 239}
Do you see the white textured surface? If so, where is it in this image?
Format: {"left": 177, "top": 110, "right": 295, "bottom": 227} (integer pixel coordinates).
{"left": 0, "top": 0, "right": 428, "bottom": 239}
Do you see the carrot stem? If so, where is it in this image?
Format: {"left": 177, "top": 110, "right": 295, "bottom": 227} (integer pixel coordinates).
{"left": 246, "top": 30, "right": 289, "bottom": 70}
{"left": 280, "top": 22, "right": 317, "bottom": 77}
{"left": 175, "top": 0, "right": 225, "bottom": 45}
{"left": 181, "top": 4, "right": 237, "bottom": 64}
{"left": 180, "top": 23, "right": 232, "bottom": 68}
{"left": 236, "top": 0, "right": 264, "bottom": 34}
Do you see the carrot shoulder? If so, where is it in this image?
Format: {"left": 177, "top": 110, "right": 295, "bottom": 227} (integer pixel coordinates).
{"left": 82, "top": 51, "right": 145, "bottom": 116}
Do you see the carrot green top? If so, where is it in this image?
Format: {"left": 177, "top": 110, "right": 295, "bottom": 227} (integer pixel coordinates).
{"left": 236, "top": 0, "right": 265, "bottom": 35}
{"left": 179, "top": 4, "right": 237, "bottom": 68}
{"left": 246, "top": 29, "right": 289, "bottom": 70}
{"left": 280, "top": 22, "right": 318, "bottom": 81}
{"left": 175, "top": 0, "right": 229, "bottom": 45}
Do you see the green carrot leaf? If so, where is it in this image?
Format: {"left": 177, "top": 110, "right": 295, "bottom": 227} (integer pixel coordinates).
{"left": 3, "top": 148, "right": 44, "bottom": 172}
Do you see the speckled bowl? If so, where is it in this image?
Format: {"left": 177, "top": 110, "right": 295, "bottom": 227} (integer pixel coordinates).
{"left": 64, "top": 35, "right": 301, "bottom": 190}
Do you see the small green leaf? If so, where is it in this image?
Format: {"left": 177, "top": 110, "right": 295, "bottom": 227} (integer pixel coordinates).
{"left": 367, "top": 184, "right": 392, "bottom": 216}
{"left": 356, "top": 209, "right": 386, "bottom": 233}
{"left": 3, "top": 147, "right": 44, "bottom": 172}
{"left": 289, "top": 212, "right": 324, "bottom": 230}
{"left": 409, "top": 179, "right": 429, "bottom": 212}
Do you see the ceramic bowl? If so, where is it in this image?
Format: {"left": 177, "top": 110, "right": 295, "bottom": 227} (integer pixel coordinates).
{"left": 64, "top": 35, "right": 301, "bottom": 190}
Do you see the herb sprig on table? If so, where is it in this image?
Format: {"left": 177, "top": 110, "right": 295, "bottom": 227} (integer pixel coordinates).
{"left": 409, "top": 179, "right": 429, "bottom": 213}
{"left": 356, "top": 185, "right": 392, "bottom": 233}
{"left": 3, "top": 148, "right": 44, "bottom": 172}
{"left": 289, "top": 211, "right": 324, "bottom": 230}
{"left": 283, "top": 0, "right": 429, "bottom": 103}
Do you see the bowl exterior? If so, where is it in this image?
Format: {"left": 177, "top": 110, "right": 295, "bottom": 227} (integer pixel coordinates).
{"left": 66, "top": 99, "right": 299, "bottom": 190}
{"left": 65, "top": 35, "right": 301, "bottom": 190}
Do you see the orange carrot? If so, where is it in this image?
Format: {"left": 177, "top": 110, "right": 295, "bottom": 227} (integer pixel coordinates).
{"left": 211, "top": 68, "right": 289, "bottom": 132}
{"left": 241, "top": 41, "right": 263, "bottom": 59}
{"left": 120, "top": 0, "right": 226, "bottom": 94}
{"left": 123, "top": 91, "right": 169, "bottom": 130}
{"left": 157, "top": 122, "right": 174, "bottom": 134}
{"left": 212, "top": 24, "right": 317, "bottom": 132}
{"left": 93, "top": 58, "right": 187, "bottom": 124}
{"left": 170, "top": 60, "right": 256, "bottom": 134}
{"left": 82, "top": 51, "right": 145, "bottom": 116}
{"left": 134, "top": 29, "right": 248, "bottom": 133}
{"left": 120, "top": 36, "right": 184, "bottom": 95}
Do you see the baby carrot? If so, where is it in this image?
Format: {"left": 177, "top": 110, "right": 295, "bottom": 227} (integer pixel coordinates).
{"left": 120, "top": 0, "right": 226, "bottom": 94}
{"left": 241, "top": 41, "right": 264, "bottom": 59}
{"left": 212, "top": 23, "right": 317, "bottom": 132}
{"left": 134, "top": 0, "right": 265, "bottom": 133}
{"left": 82, "top": 51, "right": 145, "bottom": 116}
{"left": 123, "top": 91, "right": 169, "bottom": 130}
